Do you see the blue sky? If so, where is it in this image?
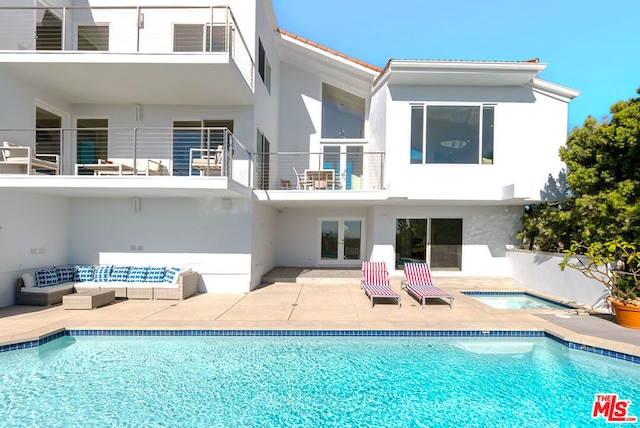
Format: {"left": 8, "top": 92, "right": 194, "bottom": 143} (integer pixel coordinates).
{"left": 272, "top": 0, "right": 640, "bottom": 130}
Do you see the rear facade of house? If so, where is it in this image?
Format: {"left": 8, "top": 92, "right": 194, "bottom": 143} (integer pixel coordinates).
{"left": 0, "top": 0, "right": 579, "bottom": 307}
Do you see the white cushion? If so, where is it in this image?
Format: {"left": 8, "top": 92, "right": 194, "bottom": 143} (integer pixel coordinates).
{"left": 21, "top": 282, "right": 74, "bottom": 294}
{"left": 22, "top": 273, "right": 36, "bottom": 288}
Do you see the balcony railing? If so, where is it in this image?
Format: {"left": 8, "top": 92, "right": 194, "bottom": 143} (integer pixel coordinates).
{"left": 0, "top": 127, "right": 386, "bottom": 192}
{"left": 255, "top": 152, "right": 386, "bottom": 191}
{"left": 0, "top": 127, "right": 252, "bottom": 187}
{"left": 0, "top": 5, "right": 254, "bottom": 89}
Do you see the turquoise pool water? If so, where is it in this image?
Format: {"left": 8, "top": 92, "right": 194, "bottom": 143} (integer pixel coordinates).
{"left": 1, "top": 336, "right": 639, "bottom": 427}
{"left": 463, "top": 292, "right": 574, "bottom": 310}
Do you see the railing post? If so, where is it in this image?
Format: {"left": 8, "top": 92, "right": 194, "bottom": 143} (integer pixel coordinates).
{"left": 61, "top": 7, "right": 66, "bottom": 51}
{"left": 206, "top": 127, "right": 211, "bottom": 176}
{"left": 133, "top": 127, "right": 138, "bottom": 175}
{"left": 136, "top": 7, "right": 141, "bottom": 52}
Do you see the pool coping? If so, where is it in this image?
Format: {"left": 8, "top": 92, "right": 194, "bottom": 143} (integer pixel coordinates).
{"left": 2, "top": 327, "right": 639, "bottom": 364}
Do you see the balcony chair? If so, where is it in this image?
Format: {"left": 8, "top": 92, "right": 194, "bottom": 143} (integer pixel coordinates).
{"left": 0, "top": 141, "right": 60, "bottom": 175}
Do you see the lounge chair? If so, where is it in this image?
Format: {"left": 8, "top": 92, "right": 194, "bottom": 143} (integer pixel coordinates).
{"left": 402, "top": 262, "right": 454, "bottom": 308}
{"left": 361, "top": 261, "right": 401, "bottom": 308}
{"left": 75, "top": 158, "right": 164, "bottom": 176}
{"left": 0, "top": 141, "right": 59, "bottom": 175}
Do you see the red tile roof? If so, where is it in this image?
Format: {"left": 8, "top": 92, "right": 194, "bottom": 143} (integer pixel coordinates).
{"left": 277, "top": 29, "right": 383, "bottom": 73}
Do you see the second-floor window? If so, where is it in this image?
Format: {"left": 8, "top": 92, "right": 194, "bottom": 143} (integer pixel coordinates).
{"left": 258, "top": 39, "right": 271, "bottom": 93}
{"left": 411, "top": 105, "right": 495, "bottom": 165}
{"left": 321, "top": 83, "right": 365, "bottom": 139}
{"left": 77, "top": 25, "right": 109, "bottom": 51}
{"left": 173, "top": 24, "right": 230, "bottom": 52}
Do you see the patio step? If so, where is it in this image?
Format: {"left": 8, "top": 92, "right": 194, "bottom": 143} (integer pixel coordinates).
{"left": 261, "top": 267, "right": 361, "bottom": 285}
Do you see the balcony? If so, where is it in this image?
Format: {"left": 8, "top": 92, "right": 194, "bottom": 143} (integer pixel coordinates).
{"left": 254, "top": 151, "right": 386, "bottom": 194}
{"left": 0, "top": 127, "right": 387, "bottom": 200}
{"left": 0, "top": 127, "right": 252, "bottom": 197}
{"left": 0, "top": 6, "right": 254, "bottom": 105}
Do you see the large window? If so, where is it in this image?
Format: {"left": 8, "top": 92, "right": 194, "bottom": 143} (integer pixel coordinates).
{"left": 321, "top": 84, "right": 365, "bottom": 139}
{"left": 410, "top": 105, "right": 494, "bottom": 164}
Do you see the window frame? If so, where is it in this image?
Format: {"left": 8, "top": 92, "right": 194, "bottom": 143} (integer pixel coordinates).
{"left": 76, "top": 24, "right": 109, "bottom": 51}
{"left": 410, "top": 103, "right": 495, "bottom": 165}
{"left": 258, "top": 39, "right": 271, "bottom": 94}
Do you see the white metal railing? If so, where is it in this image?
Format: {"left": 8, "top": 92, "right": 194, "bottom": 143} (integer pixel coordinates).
{"left": 255, "top": 152, "right": 385, "bottom": 191}
{"left": 0, "top": 5, "right": 254, "bottom": 89}
{"left": 0, "top": 127, "right": 252, "bottom": 187}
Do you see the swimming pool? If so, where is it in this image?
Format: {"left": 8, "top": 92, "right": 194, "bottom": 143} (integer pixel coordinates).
{"left": 1, "top": 333, "right": 639, "bottom": 427}
{"left": 463, "top": 292, "right": 576, "bottom": 310}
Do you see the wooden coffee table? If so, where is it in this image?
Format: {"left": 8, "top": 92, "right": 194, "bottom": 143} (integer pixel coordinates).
{"left": 63, "top": 290, "right": 115, "bottom": 310}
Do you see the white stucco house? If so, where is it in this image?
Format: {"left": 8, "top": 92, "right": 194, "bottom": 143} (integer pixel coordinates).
{"left": 0, "top": 0, "right": 580, "bottom": 307}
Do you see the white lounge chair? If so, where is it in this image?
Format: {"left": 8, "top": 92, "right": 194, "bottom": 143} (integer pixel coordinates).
{"left": 0, "top": 141, "right": 59, "bottom": 175}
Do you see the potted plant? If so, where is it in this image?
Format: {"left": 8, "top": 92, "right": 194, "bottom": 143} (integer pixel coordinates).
{"left": 560, "top": 239, "right": 640, "bottom": 329}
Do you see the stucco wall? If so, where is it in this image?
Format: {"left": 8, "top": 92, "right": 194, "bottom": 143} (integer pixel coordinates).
{"left": 0, "top": 191, "right": 71, "bottom": 308}
{"left": 508, "top": 249, "right": 609, "bottom": 310}
{"left": 68, "top": 197, "right": 254, "bottom": 293}
{"left": 382, "top": 84, "right": 569, "bottom": 202}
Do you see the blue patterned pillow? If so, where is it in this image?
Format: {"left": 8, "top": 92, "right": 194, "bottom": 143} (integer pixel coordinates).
{"left": 110, "top": 266, "right": 131, "bottom": 282}
{"left": 75, "top": 265, "right": 95, "bottom": 282}
{"left": 35, "top": 268, "right": 59, "bottom": 287}
{"left": 56, "top": 265, "right": 76, "bottom": 283}
{"left": 94, "top": 265, "right": 113, "bottom": 282}
{"left": 146, "top": 267, "right": 166, "bottom": 282}
{"left": 163, "top": 267, "right": 181, "bottom": 283}
{"left": 127, "top": 266, "right": 149, "bottom": 282}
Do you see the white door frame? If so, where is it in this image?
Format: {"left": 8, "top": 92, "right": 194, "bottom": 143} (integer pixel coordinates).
{"left": 318, "top": 217, "right": 365, "bottom": 266}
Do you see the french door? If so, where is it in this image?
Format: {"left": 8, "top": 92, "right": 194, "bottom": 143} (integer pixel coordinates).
{"left": 319, "top": 218, "right": 363, "bottom": 265}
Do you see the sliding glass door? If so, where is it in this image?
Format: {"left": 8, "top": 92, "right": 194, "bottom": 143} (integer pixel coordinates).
{"left": 395, "top": 218, "right": 462, "bottom": 271}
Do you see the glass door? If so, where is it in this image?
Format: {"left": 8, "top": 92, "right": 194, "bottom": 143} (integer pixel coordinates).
{"left": 395, "top": 218, "right": 462, "bottom": 271}
{"left": 430, "top": 219, "right": 463, "bottom": 270}
{"left": 76, "top": 118, "right": 108, "bottom": 175}
{"left": 322, "top": 145, "right": 364, "bottom": 190}
{"left": 320, "top": 219, "right": 363, "bottom": 265}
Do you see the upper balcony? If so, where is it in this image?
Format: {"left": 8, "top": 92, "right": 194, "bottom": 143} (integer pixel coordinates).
{"left": 0, "top": 6, "right": 254, "bottom": 105}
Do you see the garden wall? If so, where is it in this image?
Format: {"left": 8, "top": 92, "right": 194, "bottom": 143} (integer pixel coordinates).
{"left": 507, "top": 249, "right": 610, "bottom": 311}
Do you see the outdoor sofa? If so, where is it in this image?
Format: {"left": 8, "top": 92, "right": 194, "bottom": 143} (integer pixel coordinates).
{"left": 15, "top": 265, "right": 198, "bottom": 306}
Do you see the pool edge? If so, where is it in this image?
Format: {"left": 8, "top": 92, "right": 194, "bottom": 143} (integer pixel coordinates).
{"left": 2, "top": 327, "right": 639, "bottom": 364}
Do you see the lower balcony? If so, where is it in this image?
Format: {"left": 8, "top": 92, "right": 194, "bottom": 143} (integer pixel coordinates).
{"left": 0, "top": 127, "right": 386, "bottom": 197}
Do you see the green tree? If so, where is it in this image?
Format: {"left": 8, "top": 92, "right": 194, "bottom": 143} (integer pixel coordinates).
{"left": 519, "top": 88, "right": 640, "bottom": 249}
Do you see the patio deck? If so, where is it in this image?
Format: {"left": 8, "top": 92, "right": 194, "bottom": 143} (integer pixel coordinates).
{"left": 1, "top": 273, "right": 640, "bottom": 358}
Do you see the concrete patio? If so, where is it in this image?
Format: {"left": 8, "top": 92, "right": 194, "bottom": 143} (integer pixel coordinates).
{"left": 2, "top": 273, "right": 640, "bottom": 358}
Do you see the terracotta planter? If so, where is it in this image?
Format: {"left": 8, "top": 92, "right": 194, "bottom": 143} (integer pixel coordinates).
{"left": 611, "top": 300, "right": 640, "bottom": 329}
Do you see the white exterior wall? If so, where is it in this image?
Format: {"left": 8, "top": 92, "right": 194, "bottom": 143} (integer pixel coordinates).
{"left": 508, "top": 249, "right": 610, "bottom": 310}
{"left": 278, "top": 62, "right": 320, "bottom": 152}
{"left": 274, "top": 206, "right": 370, "bottom": 267}
{"left": 0, "top": 73, "right": 71, "bottom": 132}
{"left": 0, "top": 191, "right": 71, "bottom": 308}
{"left": 383, "top": 85, "right": 569, "bottom": 202}
{"left": 68, "top": 197, "right": 253, "bottom": 293}
{"left": 250, "top": 202, "right": 277, "bottom": 289}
